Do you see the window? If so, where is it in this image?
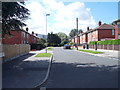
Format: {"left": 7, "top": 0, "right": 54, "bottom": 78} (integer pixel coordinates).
{"left": 112, "top": 29, "right": 115, "bottom": 35}
{"left": 118, "top": 34, "right": 120, "bottom": 39}
{"left": 118, "top": 24, "right": 120, "bottom": 28}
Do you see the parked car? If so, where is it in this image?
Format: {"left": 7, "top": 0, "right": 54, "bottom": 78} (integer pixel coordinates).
{"left": 63, "top": 45, "right": 71, "bottom": 49}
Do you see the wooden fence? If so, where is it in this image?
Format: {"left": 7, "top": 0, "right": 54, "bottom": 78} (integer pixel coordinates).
{"left": 3, "top": 44, "right": 30, "bottom": 62}
{"left": 89, "top": 44, "right": 120, "bottom": 51}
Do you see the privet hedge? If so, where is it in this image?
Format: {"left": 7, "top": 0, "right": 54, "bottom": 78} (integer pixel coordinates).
{"left": 89, "top": 39, "right": 120, "bottom": 45}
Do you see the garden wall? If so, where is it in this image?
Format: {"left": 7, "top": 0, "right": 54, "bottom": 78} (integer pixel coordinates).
{"left": 89, "top": 44, "right": 120, "bottom": 51}
{"left": 3, "top": 44, "right": 30, "bottom": 62}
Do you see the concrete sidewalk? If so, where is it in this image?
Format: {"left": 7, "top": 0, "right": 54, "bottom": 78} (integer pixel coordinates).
{"left": 3, "top": 49, "right": 53, "bottom": 88}
{"left": 77, "top": 48, "right": 120, "bottom": 60}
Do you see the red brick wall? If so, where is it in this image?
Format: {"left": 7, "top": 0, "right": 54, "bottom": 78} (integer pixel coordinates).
{"left": 115, "top": 25, "right": 120, "bottom": 39}
{"left": 98, "top": 29, "right": 115, "bottom": 40}
{"left": 2, "top": 30, "right": 22, "bottom": 44}
{"left": 71, "top": 38, "right": 75, "bottom": 43}
{"left": 75, "top": 37, "right": 77, "bottom": 44}
{"left": 82, "top": 33, "right": 88, "bottom": 43}
{"left": 88, "top": 30, "right": 98, "bottom": 43}
{"left": 77, "top": 36, "right": 80, "bottom": 44}
{"left": 2, "top": 30, "right": 38, "bottom": 44}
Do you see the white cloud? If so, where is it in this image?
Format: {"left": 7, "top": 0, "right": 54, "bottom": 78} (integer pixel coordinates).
{"left": 24, "top": 0, "right": 96, "bottom": 35}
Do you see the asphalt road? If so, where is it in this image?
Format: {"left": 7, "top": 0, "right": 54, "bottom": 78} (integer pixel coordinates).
{"left": 41, "top": 47, "right": 118, "bottom": 88}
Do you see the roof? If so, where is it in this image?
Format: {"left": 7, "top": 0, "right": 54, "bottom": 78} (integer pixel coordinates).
{"left": 87, "top": 23, "right": 114, "bottom": 33}
{"left": 114, "top": 19, "right": 120, "bottom": 22}
{"left": 114, "top": 19, "right": 120, "bottom": 24}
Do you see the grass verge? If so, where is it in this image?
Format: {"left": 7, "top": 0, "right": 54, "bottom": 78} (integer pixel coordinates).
{"left": 35, "top": 53, "right": 52, "bottom": 57}
{"left": 47, "top": 47, "right": 53, "bottom": 51}
{"left": 78, "top": 49, "right": 104, "bottom": 54}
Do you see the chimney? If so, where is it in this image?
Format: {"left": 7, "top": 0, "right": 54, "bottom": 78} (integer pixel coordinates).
{"left": 98, "top": 21, "right": 102, "bottom": 26}
{"left": 32, "top": 31, "right": 34, "bottom": 35}
{"left": 26, "top": 27, "right": 28, "bottom": 32}
{"left": 87, "top": 27, "right": 89, "bottom": 31}
{"left": 36, "top": 34, "right": 38, "bottom": 36}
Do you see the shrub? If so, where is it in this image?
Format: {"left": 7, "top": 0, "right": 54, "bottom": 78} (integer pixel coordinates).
{"left": 89, "top": 41, "right": 97, "bottom": 45}
{"left": 97, "top": 39, "right": 120, "bottom": 45}
{"left": 89, "top": 39, "right": 120, "bottom": 45}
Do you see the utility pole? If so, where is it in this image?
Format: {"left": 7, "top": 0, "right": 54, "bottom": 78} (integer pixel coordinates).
{"left": 76, "top": 18, "right": 78, "bottom": 50}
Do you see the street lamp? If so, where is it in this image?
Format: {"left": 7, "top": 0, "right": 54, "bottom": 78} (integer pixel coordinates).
{"left": 46, "top": 14, "right": 50, "bottom": 53}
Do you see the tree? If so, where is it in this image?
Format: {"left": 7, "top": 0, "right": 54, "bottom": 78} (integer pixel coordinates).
{"left": 57, "top": 32, "right": 68, "bottom": 45}
{"left": 37, "top": 38, "right": 46, "bottom": 45}
{"left": 69, "top": 29, "right": 78, "bottom": 37}
{"left": 2, "top": 2, "right": 30, "bottom": 37}
{"left": 47, "top": 32, "right": 61, "bottom": 46}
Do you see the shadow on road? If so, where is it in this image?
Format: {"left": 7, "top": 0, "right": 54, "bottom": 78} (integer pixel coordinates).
{"left": 44, "top": 61, "right": 118, "bottom": 88}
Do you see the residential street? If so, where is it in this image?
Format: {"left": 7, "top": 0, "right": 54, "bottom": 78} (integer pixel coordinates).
{"left": 41, "top": 47, "right": 118, "bottom": 88}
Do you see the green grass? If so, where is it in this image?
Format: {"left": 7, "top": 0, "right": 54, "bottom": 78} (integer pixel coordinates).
{"left": 71, "top": 48, "right": 77, "bottom": 50}
{"left": 47, "top": 47, "right": 53, "bottom": 51}
{"left": 78, "top": 49, "right": 104, "bottom": 54}
{"left": 35, "top": 53, "right": 52, "bottom": 57}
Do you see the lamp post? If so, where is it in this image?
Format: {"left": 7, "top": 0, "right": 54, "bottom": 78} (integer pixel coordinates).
{"left": 46, "top": 14, "right": 50, "bottom": 53}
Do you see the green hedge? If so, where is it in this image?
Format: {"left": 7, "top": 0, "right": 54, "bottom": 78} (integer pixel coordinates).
{"left": 89, "top": 39, "right": 120, "bottom": 45}
{"left": 89, "top": 41, "right": 97, "bottom": 45}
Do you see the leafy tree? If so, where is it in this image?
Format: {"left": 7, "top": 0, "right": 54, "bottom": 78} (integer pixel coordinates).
{"left": 57, "top": 32, "right": 68, "bottom": 45}
{"left": 69, "top": 29, "right": 78, "bottom": 37}
{"left": 37, "top": 38, "right": 46, "bottom": 45}
{"left": 2, "top": 2, "right": 30, "bottom": 37}
{"left": 47, "top": 32, "right": 61, "bottom": 46}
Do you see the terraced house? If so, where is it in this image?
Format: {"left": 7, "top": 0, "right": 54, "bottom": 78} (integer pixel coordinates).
{"left": 2, "top": 28, "right": 39, "bottom": 44}
{"left": 87, "top": 21, "right": 115, "bottom": 43}
{"left": 114, "top": 19, "right": 120, "bottom": 39}
{"left": 72, "top": 21, "right": 115, "bottom": 47}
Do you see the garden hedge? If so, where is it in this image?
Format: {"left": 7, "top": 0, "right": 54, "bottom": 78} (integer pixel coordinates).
{"left": 89, "top": 39, "right": 120, "bottom": 45}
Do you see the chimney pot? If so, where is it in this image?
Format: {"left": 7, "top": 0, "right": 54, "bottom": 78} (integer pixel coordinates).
{"left": 32, "top": 31, "right": 34, "bottom": 34}
{"left": 98, "top": 21, "right": 102, "bottom": 26}
{"left": 87, "top": 27, "right": 89, "bottom": 31}
{"left": 26, "top": 27, "right": 28, "bottom": 31}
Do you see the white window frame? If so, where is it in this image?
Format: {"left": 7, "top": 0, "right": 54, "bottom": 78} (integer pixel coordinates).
{"left": 118, "top": 34, "right": 120, "bottom": 39}
{"left": 112, "top": 29, "right": 115, "bottom": 35}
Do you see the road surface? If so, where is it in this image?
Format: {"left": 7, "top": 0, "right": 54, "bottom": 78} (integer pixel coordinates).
{"left": 41, "top": 47, "right": 118, "bottom": 88}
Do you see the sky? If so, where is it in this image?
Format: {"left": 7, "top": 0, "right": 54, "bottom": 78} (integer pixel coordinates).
{"left": 23, "top": 0, "right": 118, "bottom": 35}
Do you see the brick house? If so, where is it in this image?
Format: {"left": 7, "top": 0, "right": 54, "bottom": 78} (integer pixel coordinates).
{"left": 114, "top": 19, "right": 120, "bottom": 39}
{"left": 2, "top": 28, "right": 39, "bottom": 44}
{"left": 71, "top": 37, "right": 75, "bottom": 43}
{"left": 87, "top": 21, "right": 115, "bottom": 43}
{"left": 79, "top": 28, "right": 88, "bottom": 44}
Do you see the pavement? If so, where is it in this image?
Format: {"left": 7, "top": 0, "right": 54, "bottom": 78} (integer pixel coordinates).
{"left": 77, "top": 47, "right": 120, "bottom": 60}
{"left": 2, "top": 49, "right": 53, "bottom": 88}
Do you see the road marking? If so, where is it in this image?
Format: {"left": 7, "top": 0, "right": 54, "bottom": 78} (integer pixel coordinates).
{"left": 40, "top": 87, "right": 46, "bottom": 90}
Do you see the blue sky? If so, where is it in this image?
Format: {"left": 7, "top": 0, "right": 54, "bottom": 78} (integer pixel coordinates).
{"left": 24, "top": 0, "right": 118, "bottom": 35}
{"left": 84, "top": 2, "right": 118, "bottom": 24}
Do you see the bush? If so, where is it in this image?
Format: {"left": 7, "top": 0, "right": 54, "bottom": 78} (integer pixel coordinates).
{"left": 97, "top": 39, "right": 120, "bottom": 45}
{"left": 89, "top": 39, "right": 120, "bottom": 45}
{"left": 89, "top": 41, "right": 97, "bottom": 45}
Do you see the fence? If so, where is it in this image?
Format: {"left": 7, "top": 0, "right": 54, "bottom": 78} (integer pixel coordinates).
{"left": 3, "top": 44, "right": 30, "bottom": 62}
{"left": 89, "top": 44, "right": 120, "bottom": 51}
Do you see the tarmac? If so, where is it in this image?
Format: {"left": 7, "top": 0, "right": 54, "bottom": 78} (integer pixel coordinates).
{"left": 2, "top": 48, "right": 53, "bottom": 88}
{"left": 77, "top": 47, "right": 120, "bottom": 60}
{"left": 2, "top": 47, "right": 119, "bottom": 89}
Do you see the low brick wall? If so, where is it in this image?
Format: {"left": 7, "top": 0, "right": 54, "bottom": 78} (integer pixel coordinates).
{"left": 3, "top": 44, "right": 30, "bottom": 62}
{"left": 89, "top": 44, "right": 120, "bottom": 51}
